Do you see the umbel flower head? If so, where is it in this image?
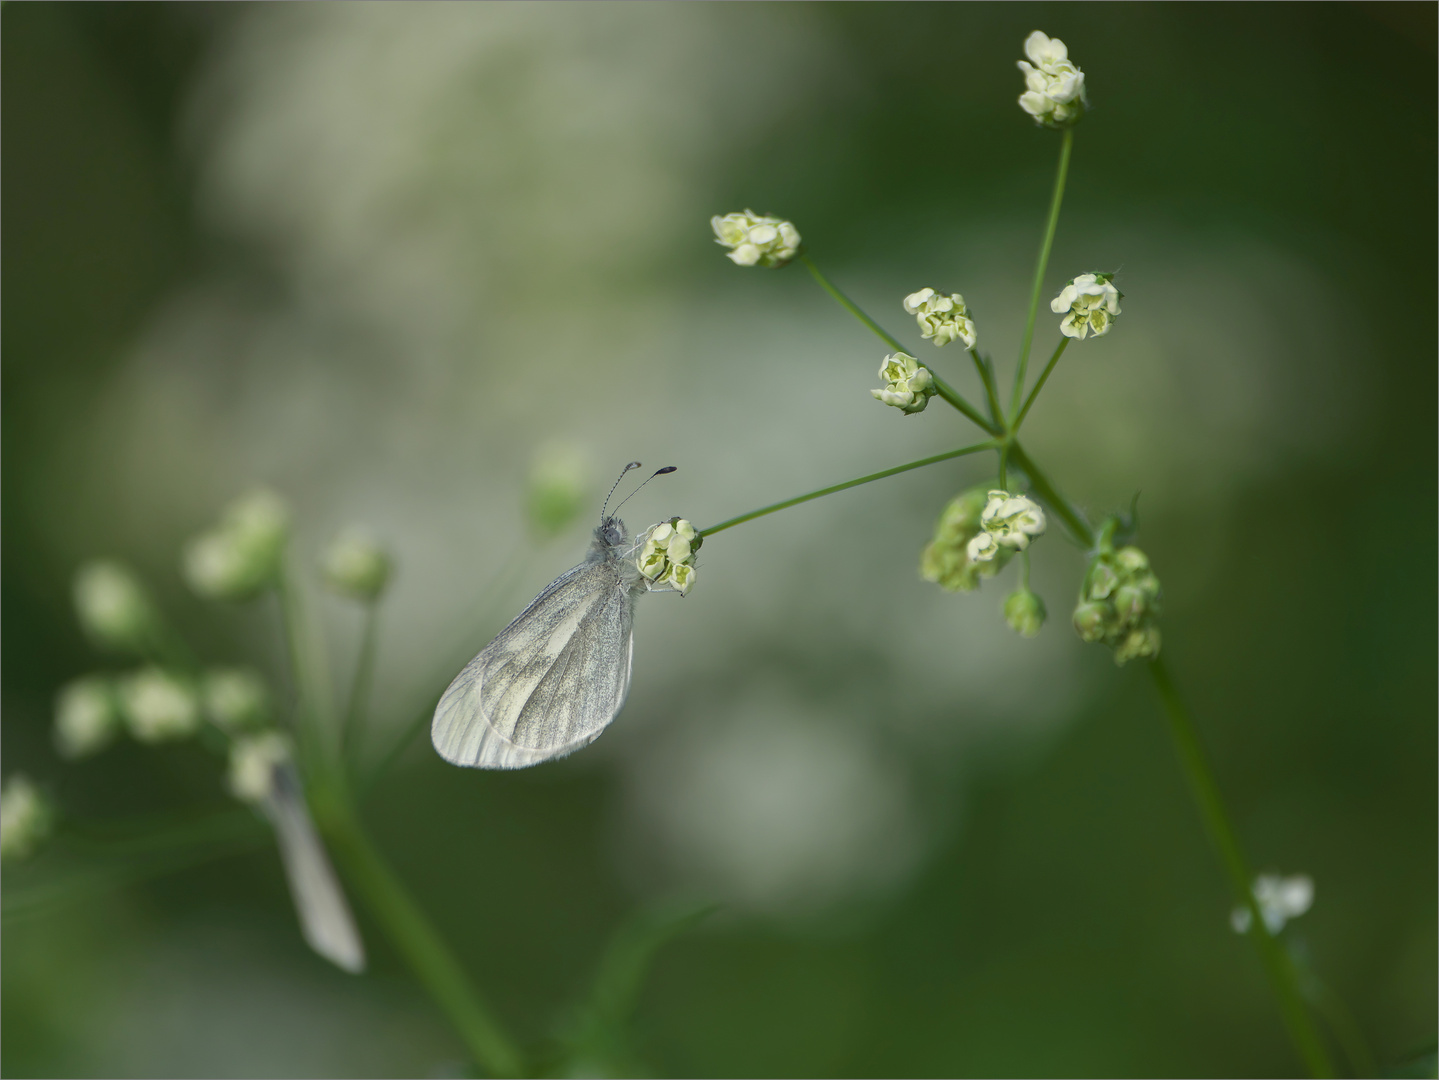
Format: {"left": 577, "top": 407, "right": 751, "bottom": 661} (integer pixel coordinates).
{"left": 72, "top": 560, "right": 158, "bottom": 654}
{"left": 1, "top": 774, "right": 54, "bottom": 862}
{"left": 118, "top": 667, "right": 201, "bottom": 742}
{"left": 636, "top": 518, "right": 700, "bottom": 595}
{"left": 1052, "top": 272, "right": 1122, "bottom": 339}
{"left": 903, "top": 288, "right": 977, "bottom": 348}
{"left": 54, "top": 675, "right": 121, "bottom": 759}
{"left": 321, "top": 527, "right": 392, "bottom": 602}
{"left": 871, "top": 352, "right": 935, "bottom": 415}
{"left": 1017, "top": 31, "right": 1087, "bottom": 128}
{"left": 183, "top": 488, "right": 290, "bottom": 602}
{"left": 711, "top": 210, "right": 801, "bottom": 268}
{"left": 920, "top": 487, "right": 1012, "bottom": 593}
{"left": 1072, "top": 540, "right": 1163, "bottom": 664}
{"left": 1231, "top": 873, "right": 1314, "bottom": 935}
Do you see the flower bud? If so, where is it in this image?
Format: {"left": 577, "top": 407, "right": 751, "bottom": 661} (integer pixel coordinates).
{"left": 54, "top": 675, "right": 121, "bottom": 759}
{"left": 118, "top": 667, "right": 200, "bottom": 743}
{"left": 871, "top": 352, "right": 935, "bottom": 415}
{"left": 1017, "top": 31, "right": 1087, "bottom": 129}
{"left": 711, "top": 210, "right": 801, "bottom": 268}
{"left": 1, "top": 775, "right": 55, "bottom": 861}
{"left": 1071, "top": 600, "right": 1112, "bottom": 643}
{"left": 73, "top": 560, "right": 158, "bottom": 653}
{"left": 903, "top": 288, "right": 977, "bottom": 348}
{"left": 1112, "top": 624, "right": 1162, "bottom": 665}
{"left": 203, "top": 668, "right": 270, "bottom": 734}
{"left": 228, "top": 732, "right": 293, "bottom": 803}
{"left": 526, "top": 442, "right": 589, "bottom": 537}
{"left": 1073, "top": 537, "right": 1164, "bottom": 665}
{"left": 1051, "top": 273, "right": 1122, "bottom": 340}
{"left": 919, "top": 487, "right": 1009, "bottom": 593}
{"left": 183, "top": 489, "right": 290, "bottom": 602}
{"left": 321, "top": 528, "right": 392, "bottom": 602}
{"left": 1004, "top": 588, "right": 1047, "bottom": 638}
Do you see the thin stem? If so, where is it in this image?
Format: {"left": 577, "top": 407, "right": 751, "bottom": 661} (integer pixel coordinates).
{"left": 800, "top": 253, "right": 998, "bottom": 435}
{"left": 970, "top": 347, "right": 1006, "bottom": 430}
{"left": 1013, "top": 337, "right": 1070, "bottom": 431}
{"left": 319, "top": 802, "right": 526, "bottom": 1077}
{"left": 1006, "top": 441, "right": 1092, "bottom": 546}
{"left": 1149, "top": 659, "right": 1335, "bottom": 1079}
{"left": 342, "top": 601, "right": 381, "bottom": 778}
{"left": 1010, "top": 127, "right": 1073, "bottom": 419}
{"left": 699, "top": 442, "right": 995, "bottom": 538}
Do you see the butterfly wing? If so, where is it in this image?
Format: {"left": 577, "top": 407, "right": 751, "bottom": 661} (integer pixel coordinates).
{"left": 431, "top": 560, "right": 636, "bottom": 769}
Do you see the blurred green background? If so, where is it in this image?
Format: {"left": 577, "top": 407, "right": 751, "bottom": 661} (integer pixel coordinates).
{"left": 3, "top": 3, "right": 1435, "bottom": 1076}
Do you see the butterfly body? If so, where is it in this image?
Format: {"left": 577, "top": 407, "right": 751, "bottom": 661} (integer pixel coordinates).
{"left": 431, "top": 517, "right": 645, "bottom": 769}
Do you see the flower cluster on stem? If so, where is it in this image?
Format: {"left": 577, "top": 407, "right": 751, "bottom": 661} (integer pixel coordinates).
{"left": 871, "top": 352, "right": 935, "bottom": 414}
{"left": 636, "top": 518, "right": 700, "bottom": 594}
{"left": 1073, "top": 533, "right": 1163, "bottom": 664}
{"left": 1052, "top": 272, "right": 1122, "bottom": 339}
{"left": 710, "top": 210, "right": 801, "bottom": 268}
{"left": 1017, "top": 31, "right": 1087, "bottom": 128}
{"left": 904, "top": 288, "right": 977, "bottom": 348}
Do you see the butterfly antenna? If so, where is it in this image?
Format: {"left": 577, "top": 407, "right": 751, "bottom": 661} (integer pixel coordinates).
{"left": 611, "top": 465, "right": 677, "bottom": 518}
{"left": 601, "top": 462, "right": 643, "bottom": 521}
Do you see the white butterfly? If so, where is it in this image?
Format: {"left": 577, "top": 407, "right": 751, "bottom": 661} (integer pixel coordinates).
{"left": 431, "top": 465, "right": 678, "bottom": 770}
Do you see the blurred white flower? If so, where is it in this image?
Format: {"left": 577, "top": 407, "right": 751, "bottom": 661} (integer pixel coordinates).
{"left": 54, "top": 675, "right": 121, "bottom": 759}
{"left": 1003, "top": 587, "right": 1047, "bottom": 639}
{"left": 118, "top": 667, "right": 201, "bottom": 743}
{"left": 1, "top": 775, "right": 54, "bottom": 862}
{"left": 1231, "top": 873, "right": 1314, "bottom": 934}
{"left": 636, "top": 519, "right": 699, "bottom": 594}
{"left": 1051, "top": 273, "right": 1122, "bottom": 339}
{"left": 967, "top": 530, "right": 1002, "bottom": 563}
{"left": 228, "top": 732, "right": 294, "bottom": 803}
{"left": 870, "top": 352, "right": 935, "bottom": 415}
{"left": 711, "top": 209, "right": 801, "bottom": 268}
{"left": 1017, "top": 31, "right": 1087, "bottom": 127}
{"left": 73, "top": 560, "right": 156, "bottom": 653}
{"left": 980, "top": 490, "right": 1047, "bottom": 550}
{"left": 321, "top": 527, "right": 392, "bottom": 602}
{"left": 183, "top": 489, "right": 290, "bottom": 601}
{"left": 203, "top": 668, "right": 271, "bottom": 734}
{"left": 903, "top": 287, "right": 977, "bottom": 348}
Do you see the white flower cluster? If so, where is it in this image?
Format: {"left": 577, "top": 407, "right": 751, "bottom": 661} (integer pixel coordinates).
{"left": 1052, "top": 273, "right": 1122, "bottom": 339}
{"left": 967, "top": 491, "right": 1047, "bottom": 562}
{"left": 1231, "top": 873, "right": 1314, "bottom": 935}
{"left": 636, "top": 519, "right": 699, "bottom": 595}
{"left": 903, "top": 288, "right": 977, "bottom": 348}
{"left": 1017, "top": 31, "right": 1087, "bottom": 128}
{"left": 870, "top": 352, "right": 935, "bottom": 415}
{"left": 711, "top": 210, "right": 801, "bottom": 268}
{"left": 1, "top": 775, "right": 54, "bottom": 861}
{"left": 118, "top": 667, "right": 201, "bottom": 743}
{"left": 183, "top": 489, "right": 290, "bottom": 602}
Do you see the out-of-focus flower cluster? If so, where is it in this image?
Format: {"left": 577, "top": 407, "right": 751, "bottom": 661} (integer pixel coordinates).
{"left": 183, "top": 489, "right": 291, "bottom": 601}
{"left": 920, "top": 487, "right": 1011, "bottom": 593}
{"left": 871, "top": 352, "right": 935, "bottom": 415}
{"left": 1072, "top": 542, "right": 1162, "bottom": 664}
{"left": 1017, "top": 31, "right": 1087, "bottom": 128}
{"left": 1, "top": 775, "right": 54, "bottom": 862}
{"left": 1052, "top": 272, "right": 1122, "bottom": 339}
{"left": 711, "top": 210, "right": 801, "bottom": 268}
{"left": 321, "top": 528, "right": 392, "bottom": 602}
{"left": 636, "top": 518, "right": 700, "bottom": 595}
{"left": 1231, "top": 873, "right": 1314, "bottom": 935}
{"left": 526, "top": 442, "right": 590, "bottom": 538}
{"left": 903, "top": 288, "right": 977, "bottom": 348}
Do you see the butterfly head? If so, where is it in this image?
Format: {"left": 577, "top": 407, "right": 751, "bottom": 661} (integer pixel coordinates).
{"left": 596, "top": 516, "right": 628, "bottom": 551}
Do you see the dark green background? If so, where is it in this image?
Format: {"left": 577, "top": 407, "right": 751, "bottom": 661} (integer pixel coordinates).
{"left": 3, "top": 3, "right": 1435, "bottom": 1077}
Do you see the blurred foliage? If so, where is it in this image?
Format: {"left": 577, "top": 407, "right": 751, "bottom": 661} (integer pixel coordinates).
{"left": 3, "top": 3, "right": 1435, "bottom": 1077}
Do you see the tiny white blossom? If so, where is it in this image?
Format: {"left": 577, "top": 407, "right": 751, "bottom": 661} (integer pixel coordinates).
{"left": 73, "top": 560, "right": 155, "bottom": 652}
{"left": 228, "top": 732, "right": 293, "bottom": 804}
{"left": 903, "top": 288, "right": 977, "bottom": 348}
{"left": 54, "top": 676, "right": 120, "bottom": 759}
{"left": 870, "top": 352, "right": 935, "bottom": 415}
{"left": 1, "top": 775, "right": 54, "bottom": 861}
{"left": 980, "top": 490, "right": 1047, "bottom": 550}
{"left": 967, "top": 531, "right": 1002, "bottom": 563}
{"left": 1051, "top": 273, "right": 1122, "bottom": 339}
{"left": 711, "top": 209, "right": 801, "bottom": 268}
{"left": 183, "top": 489, "right": 290, "bottom": 601}
{"left": 1017, "top": 31, "right": 1087, "bottom": 128}
{"left": 1231, "top": 873, "right": 1315, "bottom": 934}
{"left": 635, "top": 519, "right": 699, "bottom": 593}
{"left": 118, "top": 667, "right": 200, "bottom": 743}
{"left": 321, "top": 527, "right": 392, "bottom": 602}
{"left": 668, "top": 562, "right": 696, "bottom": 595}
{"left": 203, "top": 668, "right": 270, "bottom": 734}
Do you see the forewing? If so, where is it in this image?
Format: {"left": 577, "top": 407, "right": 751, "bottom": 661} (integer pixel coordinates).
{"left": 431, "top": 561, "right": 635, "bottom": 769}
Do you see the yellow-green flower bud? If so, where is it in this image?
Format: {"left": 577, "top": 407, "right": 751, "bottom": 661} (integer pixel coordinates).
{"left": 321, "top": 528, "right": 392, "bottom": 602}
{"left": 183, "top": 489, "right": 290, "bottom": 602}
{"left": 919, "top": 487, "right": 1010, "bottom": 593}
{"left": 1004, "top": 588, "right": 1047, "bottom": 638}
{"left": 527, "top": 442, "right": 589, "bottom": 537}
{"left": 118, "top": 667, "right": 200, "bottom": 743}
{"left": 1073, "top": 536, "right": 1163, "bottom": 665}
{"left": 0, "top": 775, "right": 54, "bottom": 862}
{"left": 73, "top": 560, "right": 158, "bottom": 654}
{"left": 54, "top": 675, "right": 120, "bottom": 759}
{"left": 1071, "top": 600, "right": 1112, "bottom": 643}
{"left": 1112, "top": 624, "right": 1162, "bottom": 665}
{"left": 203, "top": 668, "right": 270, "bottom": 734}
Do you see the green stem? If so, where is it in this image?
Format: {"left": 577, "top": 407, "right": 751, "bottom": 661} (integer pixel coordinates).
{"left": 1013, "top": 337, "right": 1070, "bottom": 432}
{"left": 800, "top": 254, "right": 997, "bottom": 435}
{"left": 319, "top": 802, "right": 526, "bottom": 1077}
{"left": 342, "top": 601, "right": 381, "bottom": 778}
{"left": 1006, "top": 441, "right": 1092, "bottom": 546}
{"left": 699, "top": 442, "right": 995, "bottom": 538}
{"left": 970, "top": 347, "right": 1006, "bottom": 429}
{"left": 1149, "top": 659, "right": 1335, "bottom": 1079}
{"left": 1010, "top": 128, "right": 1073, "bottom": 420}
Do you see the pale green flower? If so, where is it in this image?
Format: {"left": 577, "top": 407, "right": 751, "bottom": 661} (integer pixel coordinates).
{"left": 1051, "top": 273, "right": 1122, "bottom": 339}
{"left": 1231, "top": 873, "right": 1314, "bottom": 934}
{"left": 1004, "top": 588, "right": 1047, "bottom": 638}
{"left": 870, "top": 352, "right": 935, "bottom": 415}
{"left": 1, "top": 775, "right": 54, "bottom": 862}
{"left": 1017, "top": 31, "right": 1087, "bottom": 128}
{"left": 183, "top": 489, "right": 290, "bottom": 601}
{"left": 203, "top": 668, "right": 271, "bottom": 734}
{"left": 73, "top": 560, "right": 157, "bottom": 653}
{"left": 321, "top": 527, "right": 392, "bottom": 601}
{"left": 1072, "top": 540, "right": 1163, "bottom": 665}
{"left": 118, "top": 667, "right": 200, "bottom": 742}
{"left": 54, "top": 675, "right": 120, "bottom": 759}
{"left": 228, "top": 732, "right": 293, "bottom": 803}
{"left": 711, "top": 210, "right": 801, "bottom": 268}
{"left": 903, "top": 288, "right": 977, "bottom": 348}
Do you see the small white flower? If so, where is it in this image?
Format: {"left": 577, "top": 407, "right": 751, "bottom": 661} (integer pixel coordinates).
{"left": 118, "top": 667, "right": 200, "bottom": 743}
{"left": 1, "top": 775, "right": 54, "bottom": 861}
{"left": 979, "top": 490, "right": 1047, "bottom": 551}
{"left": 1231, "top": 873, "right": 1315, "bottom": 934}
{"left": 183, "top": 489, "right": 290, "bottom": 601}
{"left": 203, "top": 668, "right": 270, "bottom": 734}
{"left": 321, "top": 527, "right": 392, "bottom": 602}
{"left": 711, "top": 209, "right": 801, "bottom": 268}
{"left": 903, "top": 288, "right": 977, "bottom": 348}
{"left": 667, "top": 562, "right": 696, "bottom": 595}
{"left": 634, "top": 518, "right": 699, "bottom": 593}
{"left": 73, "top": 560, "right": 155, "bottom": 652}
{"left": 967, "top": 531, "right": 1002, "bottom": 563}
{"left": 54, "top": 676, "right": 120, "bottom": 759}
{"left": 228, "top": 732, "right": 293, "bottom": 803}
{"left": 1017, "top": 31, "right": 1087, "bottom": 128}
{"left": 870, "top": 352, "right": 935, "bottom": 415}
{"left": 1051, "top": 273, "right": 1122, "bottom": 339}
